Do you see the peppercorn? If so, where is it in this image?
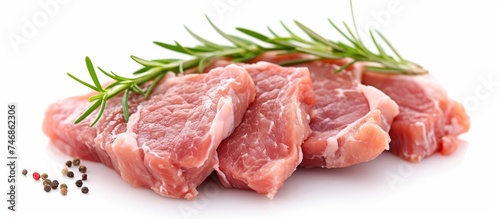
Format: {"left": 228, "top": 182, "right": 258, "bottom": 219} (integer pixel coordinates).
{"left": 51, "top": 180, "right": 59, "bottom": 190}
{"left": 41, "top": 173, "right": 48, "bottom": 180}
{"left": 79, "top": 165, "right": 87, "bottom": 173}
{"left": 60, "top": 183, "right": 68, "bottom": 190}
{"left": 22, "top": 169, "right": 27, "bottom": 176}
{"left": 33, "top": 172, "right": 40, "bottom": 180}
{"left": 81, "top": 173, "right": 87, "bottom": 181}
{"left": 65, "top": 160, "right": 72, "bottom": 167}
{"left": 43, "top": 179, "right": 52, "bottom": 187}
{"left": 75, "top": 179, "right": 83, "bottom": 188}
{"left": 44, "top": 185, "right": 51, "bottom": 192}
{"left": 73, "top": 158, "right": 81, "bottom": 166}
{"left": 67, "top": 171, "right": 74, "bottom": 178}
{"left": 60, "top": 188, "right": 68, "bottom": 196}
{"left": 81, "top": 186, "right": 89, "bottom": 194}
{"left": 61, "top": 166, "right": 69, "bottom": 175}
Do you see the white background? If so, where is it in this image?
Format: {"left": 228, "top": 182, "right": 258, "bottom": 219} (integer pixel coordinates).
{"left": 1, "top": 0, "right": 499, "bottom": 218}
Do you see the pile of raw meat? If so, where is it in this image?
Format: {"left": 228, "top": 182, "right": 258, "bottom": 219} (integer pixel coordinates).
{"left": 42, "top": 52, "right": 470, "bottom": 200}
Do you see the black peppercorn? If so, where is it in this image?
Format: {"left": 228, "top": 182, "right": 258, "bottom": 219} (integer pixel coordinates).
{"left": 67, "top": 171, "right": 74, "bottom": 178}
{"left": 82, "top": 173, "right": 87, "bottom": 181}
{"left": 65, "top": 160, "right": 72, "bottom": 167}
{"left": 44, "top": 185, "right": 51, "bottom": 192}
{"left": 81, "top": 186, "right": 89, "bottom": 194}
{"left": 43, "top": 179, "right": 52, "bottom": 187}
{"left": 22, "top": 169, "right": 27, "bottom": 176}
{"left": 51, "top": 180, "right": 59, "bottom": 190}
{"left": 75, "top": 180, "right": 83, "bottom": 188}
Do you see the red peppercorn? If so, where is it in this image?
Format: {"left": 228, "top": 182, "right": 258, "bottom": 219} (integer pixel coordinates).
{"left": 33, "top": 172, "right": 40, "bottom": 180}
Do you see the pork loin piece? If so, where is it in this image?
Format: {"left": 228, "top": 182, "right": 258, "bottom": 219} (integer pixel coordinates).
{"left": 42, "top": 64, "right": 256, "bottom": 200}
{"left": 215, "top": 62, "right": 316, "bottom": 199}
{"left": 362, "top": 72, "right": 470, "bottom": 162}
{"left": 253, "top": 53, "right": 399, "bottom": 168}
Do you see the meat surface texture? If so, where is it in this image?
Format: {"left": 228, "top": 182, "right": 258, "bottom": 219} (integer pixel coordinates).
{"left": 215, "top": 62, "right": 316, "bottom": 199}
{"left": 42, "top": 65, "right": 256, "bottom": 200}
{"left": 253, "top": 53, "right": 399, "bottom": 168}
{"left": 362, "top": 71, "right": 470, "bottom": 162}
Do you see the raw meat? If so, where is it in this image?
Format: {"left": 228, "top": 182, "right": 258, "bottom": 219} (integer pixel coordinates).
{"left": 362, "top": 71, "right": 470, "bottom": 162}
{"left": 42, "top": 64, "right": 256, "bottom": 200}
{"left": 252, "top": 53, "right": 399, "bottom": 168}
{"left": 215, "top": 62, "right": 316, "bottom": 199}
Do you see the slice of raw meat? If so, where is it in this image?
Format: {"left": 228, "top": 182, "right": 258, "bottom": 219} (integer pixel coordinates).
{"left": 252, "top": 53, "right": 399, "bottom": 168}
{"left": 42, "top": 64, "right": 256, "bottom": 200}
{"left": 362, "top": 71, "right": 470, "bottom": 162}
{"left": 215, "top": 62, "right": 316, "bottom": 199}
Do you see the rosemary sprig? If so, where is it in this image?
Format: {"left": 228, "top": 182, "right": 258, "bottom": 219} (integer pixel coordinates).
{"left": 68, "top": 3, "right": 426, "bottom": 126}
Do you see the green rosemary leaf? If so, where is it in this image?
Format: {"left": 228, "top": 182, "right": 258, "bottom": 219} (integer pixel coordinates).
{"left": 174, "top": 41, "right": 199, "bottom": 56}
{"left": 296, "top": 47, "right": 343, "bottom": 59}
{"left": 88, "top": 93, "right": 103, "bottom": 102}
{"left": 341, "top": 21, "right": 369, "bottom": 56}
{"left": 280, "top": 21, "right": 308, "bottom": 44}
{"left": 236, "top": 27, "right": 271, "bottom": 43}
{"left": 130, "top": 84, "right": 145, "bottom": 95}
{"left": 334, "top": 60, "right": 357, "bottom": 73}
{"left": 294, "top": 20, "right": 342, "bottom": 51}
{"left": 74, "top": 99, "right": 101, "bottom": 124}
{"left": 375, "top": 30, "right": 407, "bottom": 64}
{"left": 185, "top": 25, "right": 226, "bottom": 50}
{"left": 206, "top": 15, "right": 249, "bottom": 49}
{"left": 85, "top": 57, "right": 103, "bottom": 92}
{"left": 232, "top": 52, "right": 261, "bottom": 63}
{"left": 90, "top": 95, "right": 107, "bottom": 127}
{"left": 152, "top": 58, "right": 182, "bottom": 64}
{"left": 130, "top": 55, "right": 166, "bottom": 67}
{"left": 144, "top": 74, "right": 164, "bottom": 99}
{"left": 328, "top": 19, "right": 356, "bottom": 46}
{"left": 349, "top": 0, "right": 362, "bottom": 41}
{"left": 198, "top": 56, "right": 209, "bottom": 73}
{"left": 122, "top": 89, "right": 130, "bottom": 123}
{"left": 369, "top": 30, "right": 388, "bottom": 59}
{"left": 279, "top": 58, "right": 321, "bottom": 66}
{"left": 133, "top": 66, "right": 151, "bottom": 75}
{"left": 97, "top": 67, "right": 130, "bottom": 81}
{"left": 364, "top": 65, "right": 406, "bottom": 74}
{"left": 67, "top": 73, "right": 99, "bottom": 91}
{"left": 191, "top": 46, "right": 219, "bottom": 52}
{"left": 267, "top": 26, "right": 279, "bottom": 37}
{"left": 153, "top": 41, "right": 189, "bottom": 54}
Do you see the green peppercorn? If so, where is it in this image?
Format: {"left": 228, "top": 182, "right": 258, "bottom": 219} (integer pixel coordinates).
{"left": 51, "top": 180, "right": 59, "bottom": 190}
{"left": 79, "top": 165, "right": 87, "bottom": 173}
{"left": 41, "top": 173, "right": 48, "bottom": 180}
{"left": 67, "top": 171, "right": 74, "bottom": 178}
{"left": 43, "top": 179, "right": 52, "bottom": 187}
{"left": 65, "top": 160, "right": 72, "bottom": 167}
{"left": 75, "top": 179, "right": 83, "bottom": 188}
{"left": 60, "top": 188, "right": 68, "bottom": 196}
{"left": 22, "top": 169, "right": 27, "bottom": 176}
{"left": 81, "top": 173, "right": 87, "bottom": 181}
{"left": 60, "top": 183, "right": 68, "bottom": 190}
{"left": 44, "top": 185, "right": 51, "bottom": 192}
{"left": 73, "top": 158, "right": 81, "bottom": 166}
{"left": 81, "top": 186, "right": 89, "bottom": 194}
